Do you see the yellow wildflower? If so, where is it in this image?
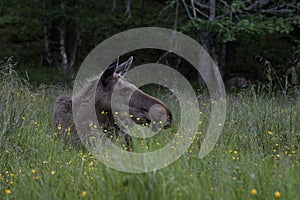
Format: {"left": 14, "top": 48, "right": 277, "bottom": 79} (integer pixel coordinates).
{"left": 81, "top": 191, "right": 87, "bottom": 197}
{"left": 274, "top": 191, "right": 281, "bottom": 198}
{"left": 267, "top": 131, "right": 273, "bottom": 135}
{"left": 250, "top": 189, "right": 257, "bottom": 195}
{"left": 88, "top": 161, "right": 94, "bottom": 167}
{"left": 5, "top": 189, "right": 11, "bottom": 194}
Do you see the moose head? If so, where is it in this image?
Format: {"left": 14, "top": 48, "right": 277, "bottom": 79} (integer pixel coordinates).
{"left": 95, "top": 56, "right": 172, "bottom": 132}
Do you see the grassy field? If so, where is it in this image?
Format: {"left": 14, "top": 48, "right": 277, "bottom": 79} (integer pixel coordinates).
{"left": 1, "top": 64, "right": 299, "bottom": 200}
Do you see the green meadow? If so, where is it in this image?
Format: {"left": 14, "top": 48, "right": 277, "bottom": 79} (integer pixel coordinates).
{"left": 1, "top": 63, "right": 299, "bottom": 200}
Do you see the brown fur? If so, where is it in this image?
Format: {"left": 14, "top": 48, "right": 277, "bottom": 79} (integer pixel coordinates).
{"left": 53, "top": 57, "right": 172, "bottom": 147}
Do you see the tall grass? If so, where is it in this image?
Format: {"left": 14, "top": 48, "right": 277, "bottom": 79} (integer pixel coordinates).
{"left": 0, "top": 60, "right": 299, "bottom": 200}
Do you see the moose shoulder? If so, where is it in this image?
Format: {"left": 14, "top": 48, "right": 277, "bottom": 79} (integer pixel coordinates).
{"left": 53, "top": 56, "right": 172, "bottom": 148}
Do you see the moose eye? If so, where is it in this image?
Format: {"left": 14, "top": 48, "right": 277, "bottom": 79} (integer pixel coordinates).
{"left": 120, "top": 87, "right": 131, "bottom": 96}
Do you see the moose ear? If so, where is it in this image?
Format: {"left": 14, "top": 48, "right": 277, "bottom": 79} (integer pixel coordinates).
{"left": 101, "top": 59, "right": 118, "bottom": 85}
{"left": 115, "top": 56, "right": 133, "bottom": 76}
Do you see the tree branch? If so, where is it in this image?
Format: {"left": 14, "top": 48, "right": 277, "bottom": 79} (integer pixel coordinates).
{"left": 181, "top": 0, "right": 198, "bottom": 27}
{"left": 186, "top": 4, "right": 209, "bottom": 19}
{"left": 159, "top": 0, "right": 177, "bottom": 15}
{"left": 193, "top": 1, "right": 209, "bottom": 9}
{"left": 245, "top": 0, "right": 271, "bottom": 11}
{"left": 219, "top": 0, "right": 229, "bottom": 8}
{"left": 261, "top": 9, "right": 294, "bottom": 14}
{"left": 190, "top": 0, "right": 197, "bottom": 18}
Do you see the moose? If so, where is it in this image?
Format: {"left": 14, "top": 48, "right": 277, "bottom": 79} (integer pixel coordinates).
{"left": 53, "top": 56, "right": 172, "bottom": 148}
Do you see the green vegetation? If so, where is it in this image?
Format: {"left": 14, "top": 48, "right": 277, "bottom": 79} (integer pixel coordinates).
{"left": 0, "top": 0, "right": 299, "bottom": 85}
{"left": 1, "top": 59, "right": 299, "bottom": 200}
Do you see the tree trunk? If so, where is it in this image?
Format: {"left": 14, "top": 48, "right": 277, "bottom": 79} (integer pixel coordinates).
{"left": 197, "top": 0, "right": 226, "bottom": 85}
{"left": 111, "top": 0, "right": 116, "bottom": 12}
{"left": 209, "top": 0, "right": 215, "bottom": 21}
{"left": 220, "top": 43, "right": 226, "bottom": 78}
{"left": 125, "top": 0, "right": 131, "bottom": 21}
{"left": 66, "top": 19, "right": 77, "bottom": 69}
{"left": 208, "top": 0, "right": 217, "bottom": 67}
{"left": 43, "top": 25, "right": 53, "bottom": 66}
{"left": 140, "top": 0, "right": 145, "bottom": 26}
{"left": 59, "top": 28, "right": 69, "bottom": 74}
